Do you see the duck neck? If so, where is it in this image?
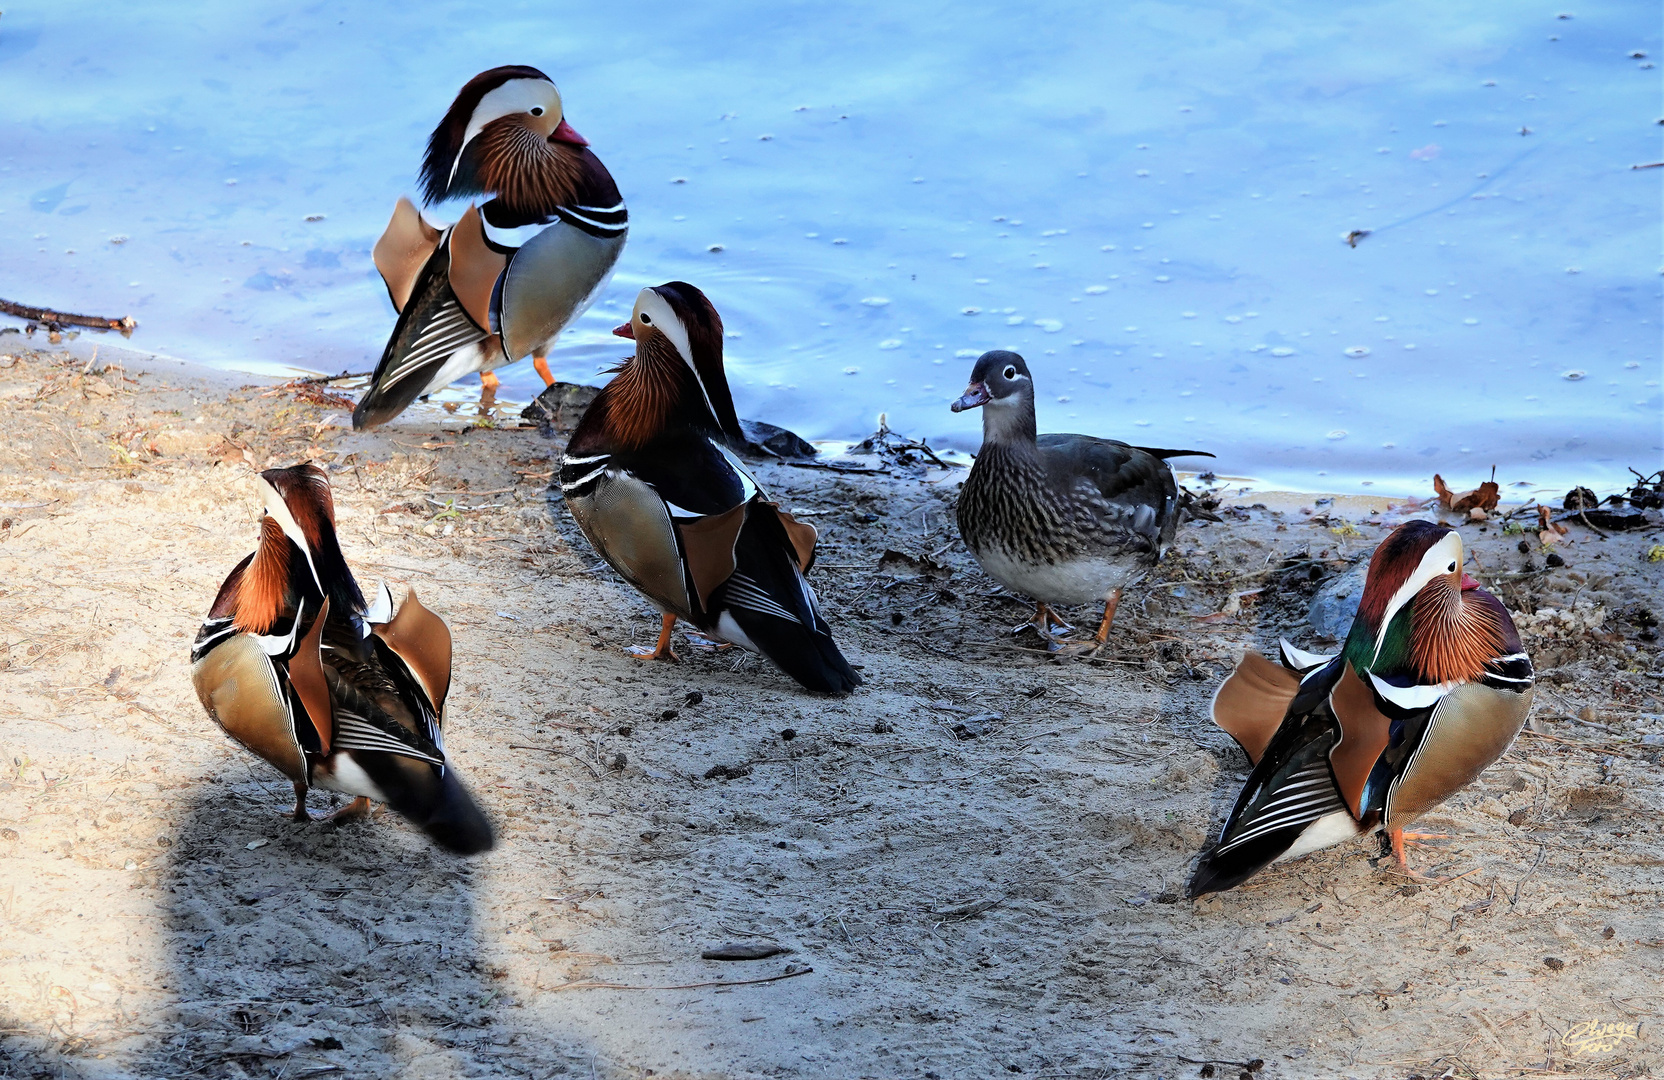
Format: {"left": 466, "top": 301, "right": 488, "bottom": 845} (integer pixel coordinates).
{"left": 980, "top": 394, "right": 1038, "bottom": 448}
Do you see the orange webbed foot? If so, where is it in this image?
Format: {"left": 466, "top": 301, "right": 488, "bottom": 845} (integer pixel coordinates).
{"left": 626, "top": 614, "right": 680, "bottom": 662}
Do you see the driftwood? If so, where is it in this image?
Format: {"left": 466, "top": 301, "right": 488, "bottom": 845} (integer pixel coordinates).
{"left": 0, "top": 298, "right": 136, "bottom": 337}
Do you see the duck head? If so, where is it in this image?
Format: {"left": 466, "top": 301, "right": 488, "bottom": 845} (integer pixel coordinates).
{"left": 594, "top": 282, "right": 745, "bottom": 449}
{"left": 950, "top": 350, "right": 1037, "bottom": 444}
{"left": 420, "top": 66, "right": 590, "bottom": 216}
{"left": 1343, "top": 519, "right": 1499, "bottom": 682}
{"left": 236, "top": 463, "right": 365, "bottom": 634}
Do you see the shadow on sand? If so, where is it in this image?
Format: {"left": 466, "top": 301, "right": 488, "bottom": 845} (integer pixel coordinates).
{"left": 128, "top": 785, "right": 587, "bottom": 1079}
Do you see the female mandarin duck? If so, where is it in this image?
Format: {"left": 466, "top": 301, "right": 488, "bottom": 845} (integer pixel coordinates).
{"left": 951, "top": 350, "right": 1210, "bottom": 648}
{"left": 355, "top": 65, "right": 627, "bottom": 428}
{"left": 559, "top": 282, "right": 862, "bottom": 694}
{"left": 190, "top": 463, "right": 494, "bottom": 854}
{"left": 1188, "top": 520, "right": 1534, "bottom": 896}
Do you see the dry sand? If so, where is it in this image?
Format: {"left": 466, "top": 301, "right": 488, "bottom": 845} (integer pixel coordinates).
{"left": 0, "top": 342, "right": 1661, "bottom": 1080}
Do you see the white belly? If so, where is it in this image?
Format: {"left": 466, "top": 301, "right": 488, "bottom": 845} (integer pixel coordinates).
{"left": 310, "top": 754, "right": 390, "bottom": 802}
{"left": 973, "top": 547, "right": 1138, "bottom": 606}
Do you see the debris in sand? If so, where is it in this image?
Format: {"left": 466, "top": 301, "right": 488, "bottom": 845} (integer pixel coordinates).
{"left": 877, "top": 548, "right": 953, "bottom": 582}
{"left": 702, "top": 942, "right": 792, "bottom": 961}
{"left": 1433, "top": 468, "right": 1499, "bottom": 515}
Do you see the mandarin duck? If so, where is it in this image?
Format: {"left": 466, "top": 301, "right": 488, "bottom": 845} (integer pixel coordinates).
{"left": 190, "top": 463, "right": 494, "bottom": 854}
{"left": 559, "top": 282, "right": 862, "bottom": 694}
{"left": 1188, "top": 520, "right": 1534, "bottom": 896}
{"left": 354, "top": 65, "right": 627, "bottom": 429}
{"left": 950, "top": 350, "right": 1211, "bottom": 648}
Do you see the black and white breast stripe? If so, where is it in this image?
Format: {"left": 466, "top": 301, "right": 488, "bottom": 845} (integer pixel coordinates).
{"left": 1481, "top": 653, "right": 1534, "bottom": 692}
{"left": 554, "top": 202, "right": 628, "bottom": 240}
{"left": 381, "top": 297, "right": 487, "bottom": 391}
{"left": 1215, "top": 761, "right": 1347, "bottom": 854}
{"left": 559, "top": 453, "right": 612, "bottom": 497}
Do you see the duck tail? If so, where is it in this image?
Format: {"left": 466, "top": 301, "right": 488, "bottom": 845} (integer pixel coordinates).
{"left": 718, "top": 513, "right": 862, "bottom": 695}
{"left": 415, "top": 766, "right": 495, "bottom": 855}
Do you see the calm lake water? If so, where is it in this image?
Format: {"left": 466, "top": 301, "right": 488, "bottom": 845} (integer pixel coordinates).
{"left": 1, "top": 0, "right": 1658, "bottom": 493}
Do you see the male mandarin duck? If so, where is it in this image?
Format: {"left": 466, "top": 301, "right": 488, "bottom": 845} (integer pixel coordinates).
{"left": 190, "top": 463, "right": 494, "bottom": 854}
{"left": 354, "top": 65, "right": 627, "bottom": 429}
{"left": 1188, "top": 520, "right": 1534, "bottom": 896}
{"left": 559, "top": 282, "right": 862, "bottom": 694}
{"left": 950, "top": 350, "right": 1211, "bottom": 648}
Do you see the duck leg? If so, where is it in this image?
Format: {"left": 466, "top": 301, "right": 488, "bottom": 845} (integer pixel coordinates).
{"left": 532, "top": 352, "right": 556, "bottom": 387}
{"left": 1388, "top": 826, "right": 1457, "bottom": 883}
{"left": 1013, "top": 602, "right": 1073, "bottom": 642}
{"left": 287, "top": 782, "right": 310, "bottom": 823}
{"left": 627, "top": 613, "right": 680, "bottom": 662}
{"left": 1092, "top": 588, "right": 1124, "bottom": 644}
{"left": 478, "top": 370, "right": 500, "bottom": 411}
{"left": 326, "top": 796, "right": 374, "bottom": 823}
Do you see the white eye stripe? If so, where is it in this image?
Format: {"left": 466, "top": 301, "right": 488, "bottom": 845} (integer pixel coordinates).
{"left": 632, "top": 287, "right": 721, "bottom": 423}
{"left": 451, "top": 78, "right": 562, "bottom": 185}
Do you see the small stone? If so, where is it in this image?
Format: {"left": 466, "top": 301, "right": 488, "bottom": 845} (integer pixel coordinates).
{"left": 608, "top": 752, "right": 627, "bottom": 771}
{"left": 779, "top": 728, "right": 797, "bottom": 741}
{"left": 872, "top": 719, "right": 894, "bottom": 733}
{"left": 1543, "top": 956, "right": 1565, "bottom": 971}
{"left": 1545, "top": 552, "right": 1565, "bottom": 567}
{"left": 1507, "top": 808, "right": 1529, "bottom": 826}
{"left": 1517, "top": 540, "right": 1531, "bottom": 554}
{"left": 685, "top": 691, "right": 704, "bottom": 706}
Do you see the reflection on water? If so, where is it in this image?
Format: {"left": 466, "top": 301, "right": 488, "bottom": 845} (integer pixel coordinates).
{"left": 0, "top": 1, "right": 1656, "bottom": 492}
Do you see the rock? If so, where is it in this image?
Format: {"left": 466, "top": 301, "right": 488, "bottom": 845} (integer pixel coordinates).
{"left": 1307, "top": 562, "right": 1368, "bottom": 640}
{"left": 951, "top": 713, "right": 999, "bottom": 740}
{"left": 737, "top": 419, "right": 817, "bottom": 460}
{"left": 521, "top": 381, "right": 600, "bottom": 438}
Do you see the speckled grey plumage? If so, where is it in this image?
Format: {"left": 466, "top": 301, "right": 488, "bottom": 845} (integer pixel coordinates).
{"left": 951, "top": 351, "right": 1208, "bottom": 608}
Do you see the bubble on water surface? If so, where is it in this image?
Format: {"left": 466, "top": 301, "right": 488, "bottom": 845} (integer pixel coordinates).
{"left": 1084, "top": 285, "right": 1107, "bottom": 294}
{"left": 1562, "top": 370, "right": 1585, "bottom": 380}
{"left": 878, "top": 339, "right": 902, "bottom": 350}
{"left": 1271, "top": 347, "right": 1295, "bottom": 356}
{"left": 843, "top": 366, "right": 860, "bottom": 375}
{"left": 1326, "top": 430, "right": 1347, "bottom": 440}
{"left": 1345, "top": 346, "right": 1371, "bottom": 357}
{"left": 1035, "top": 319, "right": 1063, "bottom": 333}
{"left": 862, "top": 297, "right": 890, "bottom": 307}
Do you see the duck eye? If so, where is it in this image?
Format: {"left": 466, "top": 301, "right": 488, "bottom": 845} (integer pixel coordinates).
{"left": 640, "top": 313, "right": 652, "bottom": 324}
{"left": 1002, "top": 365, "right": 1017, "bottom": 379}
{"left": 1448, "top": 561, "right": 1457, "bottom": 572}
{"left": 530, "top": 107, "right": 544, "bottom": 116}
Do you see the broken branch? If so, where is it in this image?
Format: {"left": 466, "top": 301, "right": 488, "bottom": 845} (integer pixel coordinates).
{"left": 0, "top": 298, "right": 136, "bottom": 337}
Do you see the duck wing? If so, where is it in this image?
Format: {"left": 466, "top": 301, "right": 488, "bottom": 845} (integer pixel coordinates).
{"left": 1036, "top": 434, "right": 1178, "bottom": 555}
{"left": 1188, "top": 656, "right": 1373, "bottom": 896}
{"left": 356, "top": 205, "right": 504, "bottom": 430}
{"left": 710, "top": 501, "right": 860, "bottom": 694}
{"left": 320, "top": 590, "right": 492, "bottom": 854}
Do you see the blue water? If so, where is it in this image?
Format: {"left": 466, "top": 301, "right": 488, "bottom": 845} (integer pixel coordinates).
{"left": 0, "top": 1, "right": 1658, "bottom": 493}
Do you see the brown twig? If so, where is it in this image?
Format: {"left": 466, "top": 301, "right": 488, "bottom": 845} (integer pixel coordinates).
{"left": 290, "top": 370, "right": 372, "bottom": 385}
{"left": 548, "top": 966, "right": 813, "bottom": 992}
{"left": 0, "top": 298, "right": 136, "bottom": 337}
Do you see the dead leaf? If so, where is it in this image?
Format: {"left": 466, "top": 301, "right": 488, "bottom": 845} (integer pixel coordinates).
{"left": 1433, "top": 471, "right": 1500, "bottom": 513}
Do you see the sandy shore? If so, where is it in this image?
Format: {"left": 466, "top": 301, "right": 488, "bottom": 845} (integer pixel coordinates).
{"left": 1, "top": 341, "right": 1661, "bottom": 1079}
